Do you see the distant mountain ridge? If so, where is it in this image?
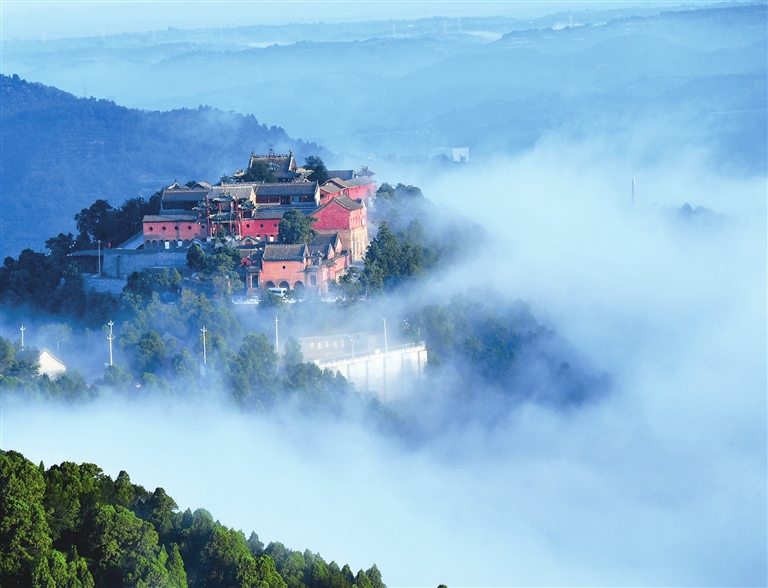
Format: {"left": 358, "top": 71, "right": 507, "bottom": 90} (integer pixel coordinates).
{"left": 1, "top": 3, "right": 762, "bottom": 169}
{"left": 1, "top": 3, "right": 765, "bottom": 259}
{"left": 0, "top": 74, "right": 329, "bottom": 258}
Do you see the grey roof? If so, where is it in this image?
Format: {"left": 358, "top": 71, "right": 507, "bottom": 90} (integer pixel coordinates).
{"left": 248, "top": 151, "right": 299, "bottom": 180}
{"left": 309, "top": 233, "right": 341, "bottom": 247}
{"left": 327, "top": 169, "right": 354, "bottom": 181}
{"left": 254, "top": 182, "right": 318, "bottom": 196}
{"left": 144, "top": 213, "right": 199, "bottom": 222}
{"left": 322, "top": 195, "right": 364, "bottom": 211}
{"left": 158, "top": 209, "right": 202, "bottom": 216}
{"left": 263, "top": 244, "right": 308, "bottom": 262}
{"left": 347, "top": 176, "right": 376, "bottom": 187}
{"left": 320, "top": 183, "right": 345, "bottom": 194}
{"left": 250, "top": 209, "right": 287, "bottom": 220}
{"left": 308, "top": 233, "right": 342, "bottom": 257}
{"left": 324, "top": 178, "right": 355, "bottom": 189}
{"left": 165, "top": 181, "right": 211, "bottom": 189}
{"left": 162, "top": 192, "right": 205, "bottom": 202}
{"left": 162, "top": 182, "right": 209, "bottom": 201}
{"left": 209, "top": 185, "right": 256, "bottom": 200}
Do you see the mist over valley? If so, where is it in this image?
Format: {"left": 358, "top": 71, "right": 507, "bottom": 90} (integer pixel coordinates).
{"left": 3, "top": 3, "right": 764, "bottom": 168}
{"left": 1, "top": 2, "right": 766, "bottom": 587}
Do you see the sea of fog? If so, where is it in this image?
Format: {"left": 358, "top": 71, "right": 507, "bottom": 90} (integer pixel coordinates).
{"left": 2, "top": 138, "right": 766, "bottom": 586}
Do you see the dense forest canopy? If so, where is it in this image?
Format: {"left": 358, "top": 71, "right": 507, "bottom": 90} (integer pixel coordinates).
{"left": 0, "top": 449, "right": 386, "bottom": 588}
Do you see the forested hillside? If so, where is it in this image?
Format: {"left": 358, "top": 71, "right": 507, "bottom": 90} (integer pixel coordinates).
{"left": 0, "top": 74, "right": 328, "bottom": 258}
{"left": 0, "top": 449, "right": 385, "bottom": 588}
{"left": 0, "top": 180, "right": 608, "bottom": 445}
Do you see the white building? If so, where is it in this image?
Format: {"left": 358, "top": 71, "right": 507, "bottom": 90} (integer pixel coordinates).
{"left": 38, "top": 349, "right": 66, "bottom": 379}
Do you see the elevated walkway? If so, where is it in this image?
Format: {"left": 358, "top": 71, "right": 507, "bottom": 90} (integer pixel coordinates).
{"left": 313, "top": 342, "right": 427, "bottom": 402}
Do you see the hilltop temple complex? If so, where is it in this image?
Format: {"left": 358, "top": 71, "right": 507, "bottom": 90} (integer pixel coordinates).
{"left": 94, "top": 151, "right": 376, "bottom": 297}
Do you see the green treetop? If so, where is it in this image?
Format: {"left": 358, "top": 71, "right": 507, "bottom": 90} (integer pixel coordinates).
{"left": 304, "top": 156, "right": 329, "bottom": 184}
{"left": 242, "top": 160, "right": 278, "bottom": 183}
{"left": 278, "top": 210, "right": 317, "bottom": 244}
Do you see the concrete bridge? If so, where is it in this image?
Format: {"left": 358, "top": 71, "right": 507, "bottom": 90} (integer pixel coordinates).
{"left": 313, "top": 342, "right": 427, "bottom": 402}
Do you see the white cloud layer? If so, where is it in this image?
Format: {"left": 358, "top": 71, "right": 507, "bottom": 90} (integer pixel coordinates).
{"left": 2, "top": 138, "right": 766, "bottom": 586}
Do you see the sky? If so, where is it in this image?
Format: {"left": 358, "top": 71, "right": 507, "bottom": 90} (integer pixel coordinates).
{"left": 1, "top": 0, "right": 690, "bottom": 41}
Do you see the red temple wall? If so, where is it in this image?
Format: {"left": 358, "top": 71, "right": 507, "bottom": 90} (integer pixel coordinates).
{"left": 143, "top": 220, "right": 206, "bottom": 243}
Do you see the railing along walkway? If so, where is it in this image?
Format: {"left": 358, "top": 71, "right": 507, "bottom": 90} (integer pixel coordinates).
{"left": 313, "top": 341, "right": 426, "bottom": 367}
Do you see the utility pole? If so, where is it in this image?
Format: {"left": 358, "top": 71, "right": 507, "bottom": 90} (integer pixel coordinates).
{"left": 275, "top": 316, "right": 279, "bottom": 355}
{"left": 201, "top": 326, "right": 207, "bottom": 364}
{"left": 20, "top": 325, "right": 25, "bottom": 348}
{"left": 381, "top": 317, "right": 388, "bottom": 354}
{"left": 107, "top": 320, "right": 114, "bottom": 366}
{"left": 97, "top": 240, "right": 102, "bottom": 276}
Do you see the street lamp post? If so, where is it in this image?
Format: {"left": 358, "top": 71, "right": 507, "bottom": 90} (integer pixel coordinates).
{"left": 97, "top": 240, "right": 101, "bottom": 276}
{"left": 275, "top": 315, "right": 279, "bottom": 353}
{"left": 20, "top": 325, "right": 25, "bottom": 349}
{"left": 201, "top": 326, "right": 207, "bottom": 364}
{"left": 381, "top": 318, "right": 388, "bottom": 354}
{"left": 107, "top": 320, "right": 114, "bottom": 366}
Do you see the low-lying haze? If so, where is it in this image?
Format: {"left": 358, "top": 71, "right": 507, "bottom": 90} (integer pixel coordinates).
{"left": 0, "top": 1, "right": 671, "bottom": 41}
{"left": 3, "top": 2, "right": 763, "bottom": 167}
{"left": 3, "top": 136, "right": 765, "bottom": 586}
{"left": 1, "top": 1, "right": 765, "bottom": 585}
